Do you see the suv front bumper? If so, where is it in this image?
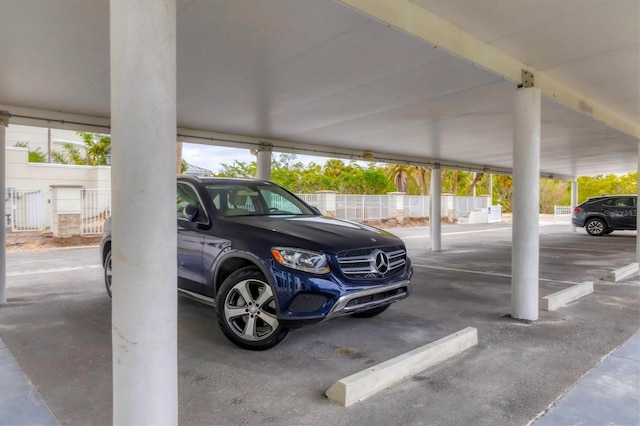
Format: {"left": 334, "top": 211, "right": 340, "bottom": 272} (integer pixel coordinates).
{"left": 324, "top": 280, "right": 410, "bottom": 320}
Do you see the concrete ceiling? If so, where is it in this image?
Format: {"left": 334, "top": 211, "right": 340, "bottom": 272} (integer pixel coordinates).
{"left": 0, "top": 0, "right": 638, "bottom": 178}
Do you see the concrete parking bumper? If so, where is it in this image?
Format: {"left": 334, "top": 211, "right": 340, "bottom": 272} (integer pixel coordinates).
{"left": 326, "top": 327, "right": 478, "bottom": 406}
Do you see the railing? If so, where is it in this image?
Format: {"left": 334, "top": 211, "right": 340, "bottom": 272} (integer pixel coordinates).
{"left": 81, "top": 189, "right": 112, "bottom": 235}
{"left": 554, "top": 205, "right": 573, "bottom": 224}
{"left": 337, "top": 194, "right": 389, "bottom": 221}
{"left": 10, "top": 188, "right": 493, "bottom": 236}
{"left": 404, "top": 195, "right": 430, "bottom": 217}
{"left": 451, "top": 196, "right": 492, "bottom": 219}
{"left": 297, "top": 193, "right": 491, "bottom": 222}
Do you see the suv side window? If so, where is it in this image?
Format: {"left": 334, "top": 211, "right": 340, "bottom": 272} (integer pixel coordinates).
{"left": 613, "top": 197, "right": 633, "bottom": 207}
{"left": 259, "top": 188, "right": 303, "bottom": 214}
{"left": 177, "top": 183, "right": 207, "bottom": 223}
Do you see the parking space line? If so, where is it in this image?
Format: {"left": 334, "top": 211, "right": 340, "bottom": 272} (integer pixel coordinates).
{"left": 412, "top": 262, "right": 581, "bottom": 285}
{"left": 479, "top": 243, "right": 624, "bottom": 253}
{"left": 401, "top": 227, "right": 513, "bottom": 240}
{"left": 401, "top": 223, "right": 565, "bottom": 240}
{"left": 7, "top": 264, "right": 101, "bottom": 277}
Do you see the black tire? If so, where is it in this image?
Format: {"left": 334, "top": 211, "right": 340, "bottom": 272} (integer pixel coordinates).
{"left": 585, "top": 218, "right": 607, "bottom": 236}
{"left": 216, "top": 266, "right": 288, "bottom": 350}
{"left": 350, "top": 304, "right": 390, "bottom": 318}
{"left": 104, "top": 250, "right": 113, "bottom": 298}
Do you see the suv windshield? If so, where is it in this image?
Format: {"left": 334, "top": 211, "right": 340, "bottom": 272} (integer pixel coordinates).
{"left": 205, "top": 182, "right": 315, "bottom": 217}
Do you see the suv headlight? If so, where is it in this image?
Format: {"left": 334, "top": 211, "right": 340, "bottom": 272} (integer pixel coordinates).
{"left": 271, "top": 247, "right": 330, "bottom": 274}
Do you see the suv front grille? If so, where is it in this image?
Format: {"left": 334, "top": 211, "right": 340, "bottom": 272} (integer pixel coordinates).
{"left": 337, "top": 246, "right": 406, "bottom": 278}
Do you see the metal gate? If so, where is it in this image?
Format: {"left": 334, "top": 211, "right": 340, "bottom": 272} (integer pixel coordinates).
{"left": 81, "top": 189, "right": 112, "bottom": 235}
{"left": 10, "top": 189, "right": 46, "bottom": 231}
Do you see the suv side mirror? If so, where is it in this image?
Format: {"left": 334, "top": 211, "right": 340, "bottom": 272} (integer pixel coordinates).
{"left": 183, "top": 204, "right": 200, "bottom": 222}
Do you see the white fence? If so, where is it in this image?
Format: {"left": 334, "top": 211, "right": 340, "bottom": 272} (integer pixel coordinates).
{"left": 9, "top": 189, "right": 46, "bottom": 231}
{"left": 554, "top": 205, "right": 573, "bottom": 224}
{"left": 6, "top": 188, "right": 493, "bottom": 235}
{"left": 445, "top": 196, "right": 491, "bottom": 219}
{"left": 8, "top": 188, "right": 112, "bottom": 234}
{"left": 81, "top": 189, "right": 112, "bottom": 235}
{"left": 404, "top": 195, "right": 430, "bottom": 217}
{"left": 297, "top": 194, "right": 490, "bottom": 221}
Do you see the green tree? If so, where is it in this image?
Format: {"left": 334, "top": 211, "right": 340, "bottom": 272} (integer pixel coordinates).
{"left": 383, "top": 164, "right": 411, "bottom": 193}
{"left": 441, "top": 169, "right": 459, "bottom": 194}
{"left": 465, "top": 173, "right": 485, "bottom": 196}
{"left": 79, "top": 132, "right": 111, "bottom": 165}
{"left": 413, "top": 166, "right": 430, "bottom": 195}
{"left": 335, "top": 167, "right": 394, "bottom": 194}
{"left": 576, "top": 173, "right": 638, "bottom": 202}
{"left": 323, "top": 159, "right": 347, "bottom": 179}
{"left": 215, "top": 160, "right": 256, "bottom": 178}
{"left": 52, "top": 132, "right": 111, "bottom": 165}
{"left": 14, "top": 142, "right": 46, "bottom": 163}
{"left": 539, "top": 179, "right": 570, "bottom": 213}
{"left": 493, "top": 174, "right": 513, "bottom": 212}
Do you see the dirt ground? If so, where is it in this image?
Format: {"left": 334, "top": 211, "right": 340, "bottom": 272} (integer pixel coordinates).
{"left": 5, "top": 231, "right": 101, "bottom": 253}
{"left": 2, "top": 214, "right": 515, "bottom": 253}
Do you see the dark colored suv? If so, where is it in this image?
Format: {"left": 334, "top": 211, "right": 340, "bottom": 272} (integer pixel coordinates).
{"left": 572, "top": 195, "right": 637, "bottom": 236}
{"left": 101, "top": 176, "right": 412, "bottom": 350}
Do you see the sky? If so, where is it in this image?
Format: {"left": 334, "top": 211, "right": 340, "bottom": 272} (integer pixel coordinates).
{"left": 182, "top": 143, "right": 332, "bottom": 173}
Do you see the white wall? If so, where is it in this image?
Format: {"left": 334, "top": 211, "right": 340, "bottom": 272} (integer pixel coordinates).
{"left": 6, "top": 147, "right": 111, "bottom": 191}
{"left": 6, "top": 147, "right": 111, "bottom": 230}
{"left": 6, "top": 124, "right": 86, "bottom": 155}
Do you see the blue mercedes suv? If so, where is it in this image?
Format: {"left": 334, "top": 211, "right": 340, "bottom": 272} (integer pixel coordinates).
{"left": 101, "top": 176, "right": 413, "bottom": 350}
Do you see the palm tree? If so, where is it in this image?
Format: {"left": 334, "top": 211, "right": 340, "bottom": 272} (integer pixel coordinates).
{"left": 61, "top": 142, "right": 86, "bottom": 165}
{"left": 493, "top": 174, "right": 513, "bottom": 211}
{"left": 465, "top": 172, "right": 485, "bottom": 196}
{"left": 14, "top": 142, "right": 46, "bottom": 163}
{"left": 323, "top": 159, "right": 346, "bottom": 179}
{"left": 79, "top": 132, "right": 111, "bottom": 165}
{"left": 383, "top": 164, "right": 412, "bottom": 192}
{"left": 53, "top": 133, "right": 111, "bottom": 165}
{"left": 413, "top": 166, "right": 430, "bottom": 195}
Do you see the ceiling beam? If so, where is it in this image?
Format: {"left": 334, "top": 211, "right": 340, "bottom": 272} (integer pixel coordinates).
{"left": 338, "top": 0, "right": 639, "bottom": 140}
{"left": 0, "top": 104, "right": 571, "bottom": 179}
{"left": 0, "top": 105, "right": 111, "bottom": 134}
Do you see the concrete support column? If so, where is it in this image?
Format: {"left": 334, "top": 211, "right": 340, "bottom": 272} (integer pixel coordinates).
{"left": 511, "top": 87, "right": 541, "bottom": 321}
{"left": 110, "top": 1, "right": 177, "bottom": 424}
{"left": 0, "top": 111, "right": 8, "bottom": 305}
{"left": 430, "top": 165, "right": 441, "bottom": 252}
{"left": 315, "top": 190, "right": 337, "bottom": 217}
{"left": 256, "top": 144, "right": 272, "bottom": 181}
{"left": 387, "top": 192, "right": 405, "bottom": 223}
{"left": 571, "top": 180, "right": 578, "bottom": 232}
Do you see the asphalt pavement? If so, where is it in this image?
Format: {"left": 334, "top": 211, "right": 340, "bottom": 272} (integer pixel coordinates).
{"left": 1, "top": 222, "right": 639, "bottom": 425}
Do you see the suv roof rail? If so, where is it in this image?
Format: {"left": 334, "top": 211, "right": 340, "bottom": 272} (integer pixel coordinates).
{"left": 178, "top": 174, "right": 201, "bottom": 182}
